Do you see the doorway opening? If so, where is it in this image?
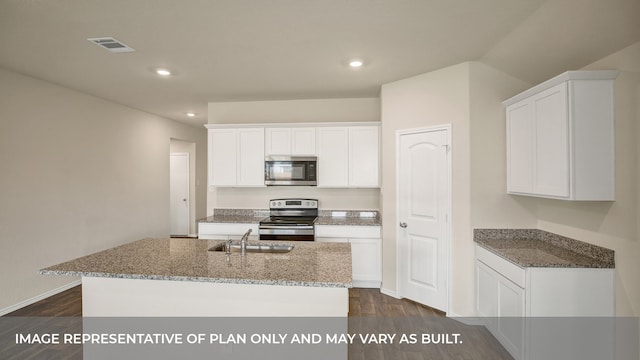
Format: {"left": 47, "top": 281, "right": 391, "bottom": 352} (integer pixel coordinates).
{"left": 170, "top": 139, "right": 196, "bottom": 237}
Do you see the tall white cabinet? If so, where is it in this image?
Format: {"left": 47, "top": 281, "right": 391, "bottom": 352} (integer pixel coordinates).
{"left": 503, "top": 70, "right": 618, "bottom": 200}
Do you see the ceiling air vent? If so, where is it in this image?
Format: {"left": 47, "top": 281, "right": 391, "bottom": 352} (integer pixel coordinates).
{"left": 87, "top": 37, "right": 135, "bottom": 53}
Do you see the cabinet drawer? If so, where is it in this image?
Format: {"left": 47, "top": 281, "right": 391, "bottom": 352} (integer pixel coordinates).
{"left": 475, "top": 245, "right": 525, "bottom": 288}
{"left": 315, "top": 225, "right": 381, "bottom": 238}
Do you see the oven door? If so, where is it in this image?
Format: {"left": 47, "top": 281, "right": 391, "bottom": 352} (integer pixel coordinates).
{"left": 259, "top": 225, "right": 315, "bottom": 241}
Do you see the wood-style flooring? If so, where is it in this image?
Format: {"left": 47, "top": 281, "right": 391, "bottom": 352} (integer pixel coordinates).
{"left": 3, "top": 286, "right": 513, "bottom": 359}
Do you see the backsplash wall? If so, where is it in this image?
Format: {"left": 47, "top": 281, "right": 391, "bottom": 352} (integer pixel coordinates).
{"left": 207, "top": 187, "right": 380, "bottom": 215}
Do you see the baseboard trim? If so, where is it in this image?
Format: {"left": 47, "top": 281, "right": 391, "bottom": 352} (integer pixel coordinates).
{"left": 380, "top": 287, "right": 401, "bottom": 299}
{"left": 352, "top": 280, "right": 381, "bottom": 288}
{"left": 447, "top": 312, "right": 485, "bottom": 326}
{"left": 0, "top": 280, "right": 81, "bottom": 316}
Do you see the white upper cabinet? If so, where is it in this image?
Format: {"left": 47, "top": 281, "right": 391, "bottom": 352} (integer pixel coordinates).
{"left": 504, "top": 70, "right": 617, "bottom": 200}
{"left": 208, "top": 127, "right": 265, "bottom": 187}
{"left": 317, "top": 125, "right": 380, "bottom": 188}
{"left": 265, "top": 127, "right": 317, "bottom": 155}
{"left": 208, "top": 122, "right": 379, "bottom": 188}
{"left": 317, "top": 127, "right": 349, "bottom": 187}
{"left": 349, "top": 126, "right": 380, "bottom": 187}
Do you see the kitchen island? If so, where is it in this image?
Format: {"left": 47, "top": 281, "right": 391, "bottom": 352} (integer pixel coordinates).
{"left": 40, "top": 238, "right": 352, "bottom": 317}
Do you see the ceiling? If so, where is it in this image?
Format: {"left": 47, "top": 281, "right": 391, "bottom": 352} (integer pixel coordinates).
{"left": 1, "top": 0, "right": 639, "bottom": 127}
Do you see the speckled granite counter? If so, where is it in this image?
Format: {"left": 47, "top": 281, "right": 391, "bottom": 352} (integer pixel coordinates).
{"left": 198, "top": 209, "right": 268, "bottom": 224}
{"left": 316, "top": 210, "right": 381, "bottom": 226}
{"left": 41, "top": 237, "right": 352, "bottom": 288}
{"left": 198, "top": 209, "right": 381, "bottom": 227}
{"left": 474, "top": 229, "right": 614, "bottom": 268}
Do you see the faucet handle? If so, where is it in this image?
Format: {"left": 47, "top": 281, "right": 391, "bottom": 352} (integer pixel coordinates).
{"left": 226, "top": 239, "right": 233, "bottom": 255}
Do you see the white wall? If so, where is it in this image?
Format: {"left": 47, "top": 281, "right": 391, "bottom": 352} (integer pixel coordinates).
{"left": 380, "top": 61, "right": 546, "bottom": 316}
{"left": 208, "top": 98, "right": 380, "bottom": 124}
{"left": 380, "top": 63, "right": 472, "bottom": 315}
{"left": 0, "top": 67, "right": 207, "bottom": 312}
{"left": 532, "top": 42, "right": 640, "bottom": 316}
{"left": 214, "top": 187, "right": 380, "bottom": 211}
{"left": 207, "top": 98, "right": 381, "bottom": 212}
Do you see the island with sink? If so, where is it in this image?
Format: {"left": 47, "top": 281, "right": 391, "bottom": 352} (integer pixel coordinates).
{"left": 40, "top": 237, "right": 352, "bottom": 317}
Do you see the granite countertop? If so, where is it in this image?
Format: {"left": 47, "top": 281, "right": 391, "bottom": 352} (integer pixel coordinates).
{"left": 198, "top": 209, "right": 269, "bottom": 224}
{"left": 40, "top": 238, "right": 352, "bottom": 288}
{"left": 474, "top": 229, "right": 614, "bottom": 269}
{"left": 316, "top": 210, "right": 381, "bottom": 226}
{"left": 198, "top": 209, "right": 381, "bottom": 227}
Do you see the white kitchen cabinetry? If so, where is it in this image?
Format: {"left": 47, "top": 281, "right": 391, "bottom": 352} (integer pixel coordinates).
{"left": 207, "top": 127, "right": 265, "bottom": 187}
{"left": 198, "top": 222, "right": 259, "bottom": 240}
{"left": 316, "top": 225, "right": 381, "bottom": 288}
{"left": 317, "top": 126, "right": 379, "bottom": 188}
{"left": 475, "top": 245, "right": 614, "bottom": 360}
{"left": 503, "top": 70, "right": 618, "bottom": 200}
{"left": 265, "top": 127, "right": 317, "bottom": 156}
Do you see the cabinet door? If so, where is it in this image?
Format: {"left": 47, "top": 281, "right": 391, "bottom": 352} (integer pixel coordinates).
{"left": 237, "top": 128, "right": 265, "bottom": 186}
{"left": 209, "top": 129, "right": 237, "bottom": 186}
{"left": 497, "top": 275, "right": 525, "bottom": 360}
{"left": 506, "top": 100, "right": 533, "bottom": 194}
{"left": 317, "top": 127, "right": 349, "bottom": 187}
{"left": 532, "top": 83, "right": 569, "bottom": 197}
{"left": 291, "top": 127, "right": 317, "bottom": 155}
{"left": 265, "top": 128, "right": 292, "bottom": 155}
{"left": 476, "top": 261, "right": 499, "bottom": 319}
{"left": 350, "top": 238, "right": 381, "bottom": 288}
{"left": 349, "top": 126, "right": 380, "bottom": 187}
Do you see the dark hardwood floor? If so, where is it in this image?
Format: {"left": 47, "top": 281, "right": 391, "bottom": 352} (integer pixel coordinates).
{"left": 3, "top": 286, "right": 513, "bottom": 359}
{"left": 6, "top": 286, "right": 82, "bottom": 317}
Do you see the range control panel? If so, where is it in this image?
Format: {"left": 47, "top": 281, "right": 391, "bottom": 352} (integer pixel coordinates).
{"left": 269, "top": 198, "right": 318, "bottom": 209}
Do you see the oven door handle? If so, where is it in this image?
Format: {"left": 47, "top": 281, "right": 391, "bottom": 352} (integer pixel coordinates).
{"left": 259, "top": 225, "right": 315, "bottom": 230}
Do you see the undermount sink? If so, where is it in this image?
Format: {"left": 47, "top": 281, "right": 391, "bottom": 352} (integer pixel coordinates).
{"left": 208, "top": 242, "right": 294, "bottom": 254}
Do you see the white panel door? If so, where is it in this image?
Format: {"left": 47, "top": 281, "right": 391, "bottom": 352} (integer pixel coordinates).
{"left": 397, "top": 127, "right": 450, "bottom": 312}
{"left": 533, "top": 82, "right": 569, "bottom": 197}
{"left": 170, "top": 153, "right": 189, "bottom": 236}
{"left": 317, "top": 127, "right": 349, "bottom": 187}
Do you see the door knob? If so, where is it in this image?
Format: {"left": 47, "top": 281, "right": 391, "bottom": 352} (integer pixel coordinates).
{"left": 399, "top": 222, "right": 407, "bottom": 228}
{"left": 183, "top": 198, "right": 187, "bottom": 202}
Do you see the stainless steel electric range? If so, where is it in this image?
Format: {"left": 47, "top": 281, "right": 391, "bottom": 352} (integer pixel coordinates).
{"left": 259, "top": 198, "right": 318, "bottom": 241}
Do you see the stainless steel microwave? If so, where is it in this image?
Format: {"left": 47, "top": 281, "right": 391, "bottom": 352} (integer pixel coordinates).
{"left": 264, "top": 156, "right": 317, "bottom": 186}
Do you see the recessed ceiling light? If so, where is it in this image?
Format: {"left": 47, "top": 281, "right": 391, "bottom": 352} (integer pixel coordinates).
{"left": 186, "top": 112, "right": 196, "bottom": 117}
{"left": 155, "top": 68, "right": 172, "bottom": 76}
{"left": 349, "top": 59, "right": 364, "bottom": 68}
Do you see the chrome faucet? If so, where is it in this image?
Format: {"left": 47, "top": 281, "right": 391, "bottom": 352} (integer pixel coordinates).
{"left": 240, "top": 229, "right": 252, "bottom": 256}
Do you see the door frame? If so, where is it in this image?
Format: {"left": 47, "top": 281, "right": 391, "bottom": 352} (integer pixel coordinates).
{"left": 170, "top": 152, "right": 190, "bottom": 236}
{"left": 395, "top": 124, "right": 452, "bottom": 314}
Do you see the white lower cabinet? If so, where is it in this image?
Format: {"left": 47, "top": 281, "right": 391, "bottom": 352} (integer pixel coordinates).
{"left": 316, "top": 225, "right": 381, "bottom": 288}
{"left": 476, "top": 260, "right": 525, "bottom": 359}
{"left": 475, "top": 245, "right": 615, "bottom": 360}
{"left": 198, "top": 223, "right": 259, "bottom": 241}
